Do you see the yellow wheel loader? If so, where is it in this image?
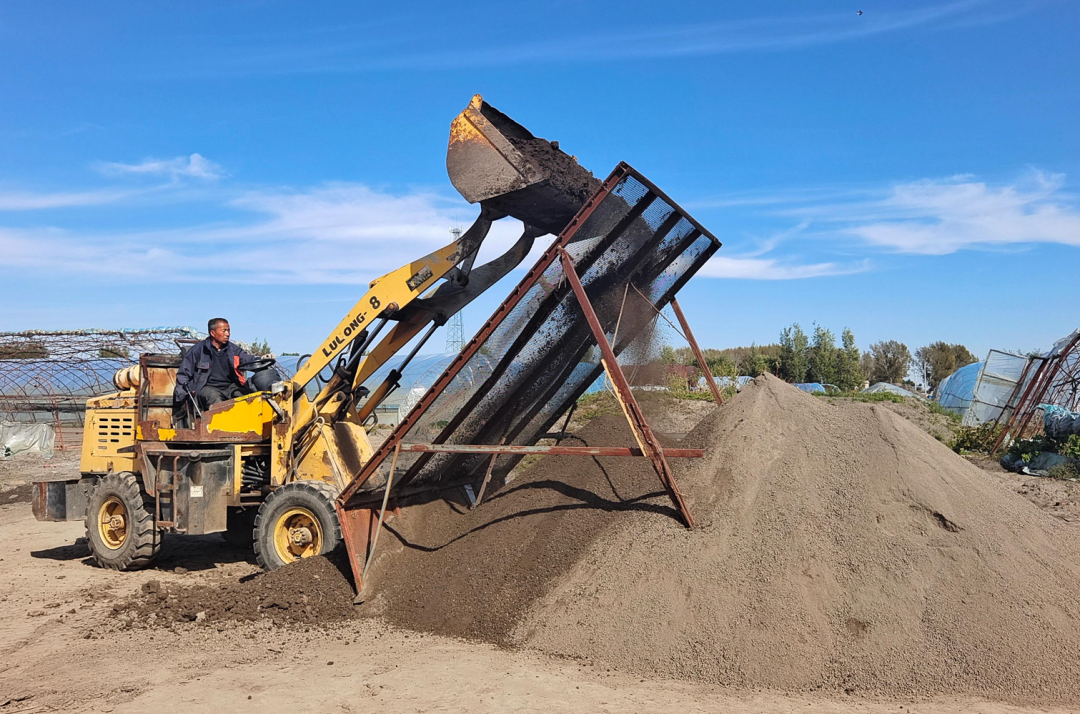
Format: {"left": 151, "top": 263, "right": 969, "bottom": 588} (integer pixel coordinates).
{"left": 31, "top": 95, "right": 603, "bottom": 571}
{"left": 33, "top": 95, "right": 723, "bottom": 582}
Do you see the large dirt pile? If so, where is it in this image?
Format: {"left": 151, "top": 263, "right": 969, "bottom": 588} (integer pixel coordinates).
{"left": 515, "top": 374, "right": 1080, "bottom": 702}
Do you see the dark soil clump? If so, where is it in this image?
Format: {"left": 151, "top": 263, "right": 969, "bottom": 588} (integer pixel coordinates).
{"left": 120, "top": 549, "right": 357, "bottom": 626}
{"left": 1, "top": 483, "right": 33, "bottom": 505}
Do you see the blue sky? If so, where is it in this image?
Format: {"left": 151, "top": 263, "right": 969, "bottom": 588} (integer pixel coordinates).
{"left": 1, "top": 0, "right": 1077, "bottom": 362}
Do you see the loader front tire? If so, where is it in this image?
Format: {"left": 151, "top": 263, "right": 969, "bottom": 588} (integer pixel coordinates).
{"left": 85, "top": 472, "right": 160, "bottom": 571}
{"left": 254, "top": 480, "right": 341, "bottom": 571}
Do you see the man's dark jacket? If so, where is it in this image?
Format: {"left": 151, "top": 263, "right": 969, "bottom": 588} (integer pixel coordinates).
{"left": 174, "top": 338, "right": 255, "bottom": 404}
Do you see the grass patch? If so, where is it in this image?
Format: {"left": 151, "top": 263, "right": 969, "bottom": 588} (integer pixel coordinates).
{"left": 819, "top": 391, "right": 906, "bottom": 404}
{"left": 575, "top": 392, "right": 620, "bottom": 421}
{"left": 1047, "top": 462, "right": 1080, "bottom": 480}
{"left": 928, "top": 401, "right": 962, "bottom": 423}
{"left": 950, "top": 423, "right": 1003, "bottom": 454}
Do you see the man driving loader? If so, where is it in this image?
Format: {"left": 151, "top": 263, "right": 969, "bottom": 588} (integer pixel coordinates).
{"left": 174, "top": 318, "right": 276, "bottom": 411}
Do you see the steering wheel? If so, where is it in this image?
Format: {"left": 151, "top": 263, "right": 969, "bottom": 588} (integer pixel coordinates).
{"left": 238, "top": 357, "right": 277, "bottom": 372}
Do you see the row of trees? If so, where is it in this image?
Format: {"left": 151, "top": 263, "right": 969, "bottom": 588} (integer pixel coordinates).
{"left": 659, "top": 323, "right": 978, "bottom": 394}
{"left": 913, "top": 342, "right": 977, "bottom": 392}
{"left": 776, "top": 326, "right": 977, "bottom": 391}
{"left": 778, "top": 324, "right": 864, "bottom": 392}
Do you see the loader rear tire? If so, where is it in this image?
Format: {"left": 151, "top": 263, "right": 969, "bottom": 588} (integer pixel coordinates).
{"left": 85, "top": 472, "right": 160, "bottom": 571}
{"left": 254, "top": 480, "right": 341, "bottom": 571}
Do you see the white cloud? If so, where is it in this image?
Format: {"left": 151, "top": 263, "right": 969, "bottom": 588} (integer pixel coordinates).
{"left": 0, "top": 188, "right": 134, "bottom": 211}
{"left": 7, "top": 165, "right": 1074, "bottom": 285}
{"left": 844, "top": 172, "right": 1080, "bottom": 254}
{"left": 0, "top": 182, "right": 526, "bottom": 284}
{"left": 98, "top": 153, "right": 226, "bottom": 181}
{"left": 699, "top": 255, "right": 867, "bottom": 280}
{"left": 694, "top": 169, "right": 1080, "bottom": 258}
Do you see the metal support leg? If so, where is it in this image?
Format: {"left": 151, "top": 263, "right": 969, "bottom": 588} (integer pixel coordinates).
{"left": 557, "top": 247, "right": 694, "bottom": 528}
{"left": 472, "top": 437, "right": 504, "bottom": 508}
{"left": 671, "top": 297, "right": 724, "bottom": 406}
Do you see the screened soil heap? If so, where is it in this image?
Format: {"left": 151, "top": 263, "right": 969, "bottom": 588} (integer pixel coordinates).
{"left": 365, "top": 374, "right": 1080, "bottom": 704}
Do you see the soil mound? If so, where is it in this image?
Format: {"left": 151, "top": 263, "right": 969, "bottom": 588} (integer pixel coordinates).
{"left": 515, "top": 375, "right": 1080, "bottom": 702}
{"left": 121, "top": 550, "right": 356, "bottom": 626}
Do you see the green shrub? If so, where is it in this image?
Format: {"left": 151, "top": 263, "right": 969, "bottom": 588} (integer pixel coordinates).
{"left": 1060, "top": 434, "right": 1080, "bottom": 460}
{"left": 949, "top": 423, "right": 1003, "bottom": 454}
{"left": 666, "top": 374, "right": 720, "bottom": 401}
{"left": 1007, "top": 436, "right": 1056, "bottom": 463}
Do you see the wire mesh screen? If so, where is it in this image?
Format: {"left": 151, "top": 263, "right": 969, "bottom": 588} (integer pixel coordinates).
{"left": 345, "top": 163, "right": 720, "bottom": 499}
{"left": 0, "top": 328, "right": 203, "bottom": 424}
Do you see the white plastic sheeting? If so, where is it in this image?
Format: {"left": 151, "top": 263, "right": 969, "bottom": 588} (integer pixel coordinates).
{"left": 863, "top": 382, "right": 923, "bottom": 399}
{"left": 962, "top": 350, "right": 1031, "bottom": 426}
{"left": 0, "top": 421, "right": 55, "bottom": 458}
{"left": 935, "top": 361, "right": 983, "bottom": 416}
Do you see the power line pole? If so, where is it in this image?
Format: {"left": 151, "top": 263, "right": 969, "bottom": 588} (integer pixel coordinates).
{"left": 445, "top": 227, "right": 465, "bottom": 354}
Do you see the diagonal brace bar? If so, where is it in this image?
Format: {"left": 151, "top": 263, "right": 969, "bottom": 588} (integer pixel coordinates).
{"left": 671, "top": 297, "right": 724, "bottom": 406}
{"left": 557, "top": 247, "right": 694, "bottom": 528}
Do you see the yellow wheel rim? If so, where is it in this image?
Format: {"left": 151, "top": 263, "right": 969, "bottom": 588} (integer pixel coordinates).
{"left": 98, "top": 496, "right": 128, "bottom": 550}
{"left": 273, "top": 507, "right": 323, "bottom": 563}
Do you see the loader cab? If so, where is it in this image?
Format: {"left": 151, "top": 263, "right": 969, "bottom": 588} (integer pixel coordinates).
{"left": 135, "top": 352, "right": 275, "bottom": 444}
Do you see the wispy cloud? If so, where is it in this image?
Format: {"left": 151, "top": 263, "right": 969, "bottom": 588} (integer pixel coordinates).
{"left": 417, "top": 0, "right": 997, "bottom": 66}
{"left": 5, "top": 162, "right": 1076, "bottom": 285}
{"left": 0, "top": 188, "right": 135, "bottom": 211}
{"left": 844, "top": 173, "right": 1080, "bottom": 254}
{"left": 97, "top": 153, "right": 225, "bottom": 181}
{"left": 0, "top": 182, "right": 521, "bottom": 283}
{"left": 696, "top": 221, "right": 868, "bottom": 280}
{"left": 157, "top": 0, "right": 1030, "bottom": 77}
{"left": 758, "top": 170, "right": 1080, "bottom": 255}
{"left": 699, "top": 255, "right": 868, "bottom": 280}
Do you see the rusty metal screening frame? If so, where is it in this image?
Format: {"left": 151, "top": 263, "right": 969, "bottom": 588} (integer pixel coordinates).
{"left": 340, "top": 163, "right": 719, "bottom": 522}
{"left": 990, "top": 329, "right": 1080, "bottom": 454}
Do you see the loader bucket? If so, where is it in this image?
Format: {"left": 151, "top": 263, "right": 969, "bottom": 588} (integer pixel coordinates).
{"left": 447, "top": 94, "right": 600, "bottom": 235}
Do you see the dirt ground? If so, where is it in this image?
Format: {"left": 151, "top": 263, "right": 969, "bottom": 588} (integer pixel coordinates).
{"left": 0, "top": 449, "right": 80, "bottom": 494}
{"left": 1, "top": 504, "right": 1072, "bottom": 714}
{"left": 967, "top": 456, "right": 1080, "bottom": 524}
{"left": 3, "top": 398, "right": 1080, "bottom": 712}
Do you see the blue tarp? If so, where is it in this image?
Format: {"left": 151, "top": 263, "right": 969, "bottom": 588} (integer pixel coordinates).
{"left": 1040, "top": 404, "right": 1080, "bottom": 438}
